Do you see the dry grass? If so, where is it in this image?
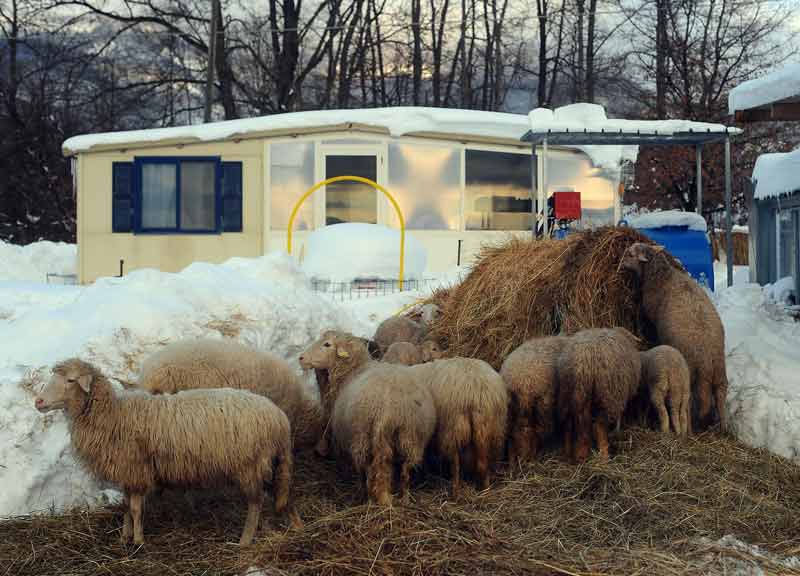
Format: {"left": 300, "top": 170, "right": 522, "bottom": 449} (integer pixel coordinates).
{"left": 206, "top": 312, "right": 253, "bottom": 338}
{"left": 2, "top": 429, "right": 799, "bottom": 576}
{"left": 427, "top": 228, "right": 684, "bottom": 369}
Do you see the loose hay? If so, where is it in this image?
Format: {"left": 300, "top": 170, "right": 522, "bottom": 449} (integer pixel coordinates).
{"left": 427, "top": 227, "right": 684, "bottom": 369}
{"left": 2, "top": 430, "right": 799, "bottom": 576}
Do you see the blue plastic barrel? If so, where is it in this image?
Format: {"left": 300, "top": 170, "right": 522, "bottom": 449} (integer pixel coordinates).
{"left": 636, "top": 226, "right": 715, "bottom": 291}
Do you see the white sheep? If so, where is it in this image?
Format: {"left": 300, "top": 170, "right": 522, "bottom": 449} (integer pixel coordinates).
{"left": 382, "top": 341, "right": 424, "bottom": 365}
{"left": 299, "top": 331, "right": 436, "bottom": 505}
{"left": 407, "top": 357, "right": 508, "bottom": 494}
{"left": 372, "top": 316, "right": 427, "bottom": 355}
{"left": 138, "top": 338, "right": 322, "bottom": 451}
{"left": 35, "top": 358, "right": 302, "bottom": 546}
{"left": 639, "top": 345, "right": 692, "bottom": 437}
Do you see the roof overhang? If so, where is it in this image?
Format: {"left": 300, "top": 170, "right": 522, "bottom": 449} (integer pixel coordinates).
{"left": 520, "top": 128, "right": 737, "bottom": 146}
{"left": 733, "top": 96, "right": 800, "bottom": 123}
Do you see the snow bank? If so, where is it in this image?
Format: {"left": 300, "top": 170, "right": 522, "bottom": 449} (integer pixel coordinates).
{"left": 698, "top": 535, "right": 800, "bottom": 575}
{"left": 752, "top": 146, "right": 800, "bottom": 200}
{"left": 0, "top": 252, "right": 364, "bottom": 517}
{"left": 728, "top": 62, "right": 800, "bottom": 114}
{"left": 301, "top": 223, "right": 427, "bottom": 282}
{"left": 0, "top": 240, "right": 76, "bottom": 282}
{"left": 764, "top": 276, "right": 796, "bottom": 306}
{"left": 626, "top": 209, "right": 708, "bottom": 232}
{"left": 716, "top": 283, "right": 800, "bottom": 461}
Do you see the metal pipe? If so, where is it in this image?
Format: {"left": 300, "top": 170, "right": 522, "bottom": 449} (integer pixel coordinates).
{"left": 457, "top": 239, "right": 463, "bottom": 266}
{"left": 542, "top": 137, "right": 549, "bottom": 237}
{"left": 725, "top": 137, "right": 733, "bottom": 287}
{"left": 695, "top": 145, "right": 702, "bottom": 214}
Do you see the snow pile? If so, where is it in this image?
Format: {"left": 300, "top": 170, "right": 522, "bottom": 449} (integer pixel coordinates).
{"left": 752, "top": 146, "right": 800, "bottom": 200}
{"left": 301, "top": 223, "right": 427, "bottom": 282}
{"left": 728, "top": 62, "right": 800, "bottom": 114}
{"left": 0, "top": 240, "right": 76, "bottom": 282}
{"left": 698, "top": 535, "right": 800, "bottom": 575}
{"left": 626, "top": 209, "right": 708, "bottom": 232}
{"left": 764, "top": 276, "right": 796, "bottom": 306}
{"left": 716, "top": 283, "right": 800, "bottom": 461}
{"left": 0, "top": 252, "right": 365, "bottom": 517}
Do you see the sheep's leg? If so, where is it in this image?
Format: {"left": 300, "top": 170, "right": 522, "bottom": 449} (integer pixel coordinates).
{"left": 653, "top": 393, "right": 671, "bottom": 434}
{"left": 129, "top": 492, "right": 145, "bottom": 545}
{"left": 714, "top": 381, "right": 728, "bottom": 434}
{"left": 450, "top": 450, "right": 462, "bottom": 497}
{"left": 399, "top": 460, "right": 413, "bottom": 504}
{"left": 273, "top": 449, "right": 303, "bottom": 530}
{"left": 666, "top": 394, "right": 680, "bottom": 435}
{"left": 239, "top": 493, "right": 263, "bottom": 546}
{"left": 574, "top": 402, "right": 592, "bottom": 463}
{"left": 592, "top": 414, "right": 610, "bottom": 461}
{"left": 120, "top": 493, "right": 132, "bottom": 543}
{"left": 475, "top": 440, "right": 491, "bottom": 491}
{"left": 683, "top": 396, "right": 692, "bottom": 437}
{"left": 562, "top": 419, "right": 574, "bottom": 461}
{"left": 367, "top": 446, "right": 393, "bottom": 506}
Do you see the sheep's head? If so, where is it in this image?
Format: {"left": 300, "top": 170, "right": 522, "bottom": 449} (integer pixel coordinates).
{"left": 420, "top": 303, "right": 441, "bottom": 325}
{"left": 298, "top": 331, "right": 351, "bottom": 371}
{"left": 35, "top": 359, "right": 96, "bottom": 414}
{"left": 621, "top": 242, "right": 664, "bottom": 276}
{"left": 421, "top": 340, "right": 445, "bottom": 362}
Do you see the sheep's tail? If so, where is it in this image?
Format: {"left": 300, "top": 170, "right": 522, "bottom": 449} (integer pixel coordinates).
{"left": 272, "top": 439, "right": 293, "bottom": 515}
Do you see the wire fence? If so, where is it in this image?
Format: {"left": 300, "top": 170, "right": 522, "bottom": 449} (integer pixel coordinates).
{"left": 310, "top": 276, "right": 457, "bottom": 302}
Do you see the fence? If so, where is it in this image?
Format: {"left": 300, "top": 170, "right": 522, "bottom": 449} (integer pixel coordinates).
{"left": 310, "top": 276, "right": 460, "bottom": 302}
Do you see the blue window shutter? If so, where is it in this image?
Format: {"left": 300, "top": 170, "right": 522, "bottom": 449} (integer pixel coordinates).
{"left": 112, "top": 162, "right": 134, "bottom": 233}
{"left": 221, "top": 162, "right": 243, "bottom": 232}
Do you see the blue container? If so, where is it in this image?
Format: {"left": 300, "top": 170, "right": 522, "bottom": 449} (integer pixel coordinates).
{"left": 636, "top": 226, "right": 715, "bottom": 291}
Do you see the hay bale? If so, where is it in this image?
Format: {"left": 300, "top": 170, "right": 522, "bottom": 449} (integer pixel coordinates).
{"left": 427, "top": 227, "right": 683, "bottom": 370}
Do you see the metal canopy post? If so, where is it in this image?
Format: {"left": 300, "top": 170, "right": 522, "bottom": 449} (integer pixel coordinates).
{"left": 695, "top": 145, "right": 703, "bottom": 214}
{"left": 542, "top": 137, "right": 549, "bottom": 237}
{"left": 725, "top": 137, "right": 733, "bottom": 287}
{"left": 531, "top": 140, "right": 537, "bottom": 239}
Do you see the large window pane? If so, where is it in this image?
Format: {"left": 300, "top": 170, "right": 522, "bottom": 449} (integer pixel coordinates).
{"left": 141, "top": 163, "right": 177, "bottom": 229}
{"left": 271, "top": 142, "right": 315, "bottom": 230}
{"left": 778, "top": 209, "right": 797, "bottom": 278}
{"left": 465, "top": 150, "right": 532, "bottom": 230}
{"left": 544, "top": 151, "right": 616, "bottom": 228}
{"left": 388, "top": 143, "right": 460, "bottom": 230}
{"left": 181, "top": 162, "right": 216, "bottom": 230}
{"left": 325, "top": 155, "right": 377, "bottom": 225}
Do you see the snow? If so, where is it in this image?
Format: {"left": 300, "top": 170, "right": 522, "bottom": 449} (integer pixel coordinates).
{"left": 0, "top": 240, "right": 76, "bottom": 282}
{"left": 301, "top": 223, "right": 427, "bottom": 282}
{"left": 728, "top": 62, "right": 800, "bottom": 114}
{"left": 63, "top": 106, "right": 632, "bottom": 171}
{"left": 752, "top": 146, "right": 800, "bottom": 200}
{"left": 626, "top": 209, "right": 708, "bottom": 232}
{"left": 764, "top": 276, "right": 796, "bottom": 306}
{"left": 698, "top": 535, "right": 800, "bottom": 575}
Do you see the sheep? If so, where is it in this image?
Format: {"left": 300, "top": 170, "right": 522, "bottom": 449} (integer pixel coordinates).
{"left": 420, "top": 303, "right": 441, "bottom": 324}
{"left": 34, "top": 359, "right": 301, "bottom": 546}
{"left": 556, "top": 328, "right": 642, "bottom": 462}
{"left": 622, "top": 242, "right": 729, "bottom": 432}
{"left": 638, "top": 345, "right": 691, "bottom": 437}
{"left": 420, "top": 340, "right": 445, "bottom": 362}
{"left": 500, "top": 335, "right": 568, "bottom": 466}
{"left": 407, "top": 357, "right": 508, "bottom": 494}
{"left": 372, "top": 316, "right": 427, "bottom": 356}
{"left": 138, "top": 338, "right": 322, "bottom": 451}
{"left": 299, "top": 331, "right": 436, "bottom": 505}
{"left": 382, "top": 341, "right": 424, "bottom": 365}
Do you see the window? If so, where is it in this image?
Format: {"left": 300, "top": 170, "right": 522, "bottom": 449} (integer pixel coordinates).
{"left": 121, "top": 157, "right": 242, "bottom": 234}
{"left": 465, "top": 150, "right": 533, "bottom": 230}
{"left": 325, "top": 155, "right": 378, "bottom": 225}
{"left": 778, "top": 208, "right": 797, "bottom": 279}
{"left": 270, "top": 142, "right": 315, "bottom": 230}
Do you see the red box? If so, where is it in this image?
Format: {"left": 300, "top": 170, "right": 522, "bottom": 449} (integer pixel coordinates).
{"left": 553, "top": 191, "right": 582, "bottom": 220}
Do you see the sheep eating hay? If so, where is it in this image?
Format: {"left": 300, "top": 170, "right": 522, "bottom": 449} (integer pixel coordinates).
{"left": 138, "top": 338, "right": 322, "bottom": 450}
{"left": 299, "top": 331, "right": 436, "bottom": 505}
{"left": 35, "top": 359, "right": 301, "bottom": 546}
{"left": 382, "top": 341, "right": 423, "bottom": 365}
{"left": 372, "top": 316, "right": 427, "bottom": 355}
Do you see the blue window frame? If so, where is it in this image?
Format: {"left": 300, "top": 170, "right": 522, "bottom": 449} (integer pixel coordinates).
{"left": 133, "top": 156, "right": 223, "bottom": 234}
{"left": 112, "top": 162, "right": 134, "bottom": 233}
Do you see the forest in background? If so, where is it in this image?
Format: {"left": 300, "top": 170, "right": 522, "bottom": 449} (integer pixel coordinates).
{"left": 1, "top": 0, "right": 798, "bottom": 243}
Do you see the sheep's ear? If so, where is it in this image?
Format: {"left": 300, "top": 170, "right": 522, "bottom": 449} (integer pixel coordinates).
{"left": 336, "top": 347, "right": 350, "bottom": 359}
{"left": 637, "top": 252, "right": 649, "bottom": 262}
{"left": 77, "top": 374, "right": 92, "bottom": 393}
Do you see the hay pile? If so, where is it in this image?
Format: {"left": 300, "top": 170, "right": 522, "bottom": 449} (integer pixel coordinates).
{"left": 2, "top": 429, "right": 799, "bottom": 575}
{"left": 427, "top": 227, "right": 684, "bottom": 369}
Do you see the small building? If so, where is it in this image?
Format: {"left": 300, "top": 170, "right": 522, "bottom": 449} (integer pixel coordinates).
{"left": 63, "top": 107, "right": 633, "bottom": 284}
{"left": 729, "top": 64, "right": 800, "bottom": 302}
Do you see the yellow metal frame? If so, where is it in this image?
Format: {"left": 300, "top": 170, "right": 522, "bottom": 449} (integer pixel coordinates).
{"left": 286, "top": 175, "right": 406, "bottom": 289}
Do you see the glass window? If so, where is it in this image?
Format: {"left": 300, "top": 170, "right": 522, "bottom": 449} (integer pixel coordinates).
{"left": 180, "top": 162, "right": 216, "bottom": 230}
{"left": 544, "top": 152, "right": 616, "bottom": 228}
{"left": 141, "top": 163, "right": 177, "bottom": 229}
{"left": 778, "top": 209, "right": 797, "bottom": 279}
{"left": 270, "top": 142, "right": 315, "bottom": 230}
{"left": 387, "top": 143, "right": 460, "bottom": 230}
{"left": 325, "top": 155, "right": 377, "bottom": 225}
{"left": 465, "top": 150, "right": 533, "bottom": 231}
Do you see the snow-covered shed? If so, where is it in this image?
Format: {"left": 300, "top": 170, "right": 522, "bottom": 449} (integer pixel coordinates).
{"left": 63, "top": 107, "right": 630, "bottom": 284}
{"left": 730, "top": 65, "right": 800, "bottom": 302}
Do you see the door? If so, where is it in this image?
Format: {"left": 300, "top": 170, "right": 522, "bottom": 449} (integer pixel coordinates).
{"left": 323, "top": 153, "right": 379, "bottom": 226}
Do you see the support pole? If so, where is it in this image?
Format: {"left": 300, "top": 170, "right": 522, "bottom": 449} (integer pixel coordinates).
{"left": 725, "top": 137, "right": 733, "bottom": 287}
{"left": 542, "top": 137, "right": 549, "bottom": 238}
{"left": 204, "top": 0, "right": 219, "bottom": 123}
{"left": 695, "top": 145, "right": 702, "bottom": 214}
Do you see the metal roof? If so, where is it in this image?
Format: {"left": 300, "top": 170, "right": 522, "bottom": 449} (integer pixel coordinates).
{"left": 520, "top": 128, "right": 737, "bottom": 146}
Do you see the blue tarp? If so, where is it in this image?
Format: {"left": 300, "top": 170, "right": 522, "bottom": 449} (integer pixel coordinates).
{"left": 636, "top": 226, "right": 715, "bottom": 291}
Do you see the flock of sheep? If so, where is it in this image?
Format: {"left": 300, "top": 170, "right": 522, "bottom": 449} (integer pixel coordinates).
{"left": 32, "top": 242, "right": 729, "bottom": 547}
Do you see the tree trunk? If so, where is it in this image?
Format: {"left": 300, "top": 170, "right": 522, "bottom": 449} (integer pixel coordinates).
{"left": 655, "top": 0, "right": 667, "bottom": 118}
{"left": 412, "top": 0, "right": 422, "bottom": 105}
{"left": 585, "top": 0, "right": 597, "bottom": 102}
{"left": 213, "top": 1, "right": 238, "bottom": 119}
{"left": 536, "top": 0, "right": 548, "bottom": 106}
{"left": 576, "top": 0, "right": 585, "bottom": 101}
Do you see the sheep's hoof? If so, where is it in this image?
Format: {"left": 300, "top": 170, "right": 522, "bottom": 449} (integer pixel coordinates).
{"left": 287, "top": 511, "right": 304, "bottom": 530}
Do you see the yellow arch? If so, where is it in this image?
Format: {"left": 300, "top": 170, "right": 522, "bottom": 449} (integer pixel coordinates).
{"left": 287, "top": 175, "right": 406, "bottom": 290}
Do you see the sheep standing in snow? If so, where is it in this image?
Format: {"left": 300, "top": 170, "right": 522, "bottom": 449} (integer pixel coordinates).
{"left": 372, "top": 316, "right": 427, "bottom": 356}
{"left": 557, "top": 328, "right": 641, "bottom": 462}
{"left": 638, "top": 345, "right": 691, "bottom": 437}
{"left": 622, "top": 242, "right": 729, "bottom": 432}
{"left": 500, "top": 336, "right": 568, "bottom": 466}
{"left": 138, "top": 338, "right": 322, "bottom": 451}
{"left": 382, "top": 341, "right": 424, "bottom": 365}
{"left": 299, "top": 331, "right": 436, "bottom": 505}
{"left": 35, "top": 359, "right": 301, "bottom": 546}
{"left": 407, "top": 357, "right": 508, "bottom": 494}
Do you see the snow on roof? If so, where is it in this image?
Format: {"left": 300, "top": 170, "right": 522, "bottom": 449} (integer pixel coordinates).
{"left": 625, "top": 209, "right": 708, "bottom": 232}
{"left": 752, "top": 146, "right": 800, "bottom": 200}
{"left": 728, "top": 63, "right": 800, "bottom": 114}
{"left": 62, "top": 106, "right": 635, "bottom": 171}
